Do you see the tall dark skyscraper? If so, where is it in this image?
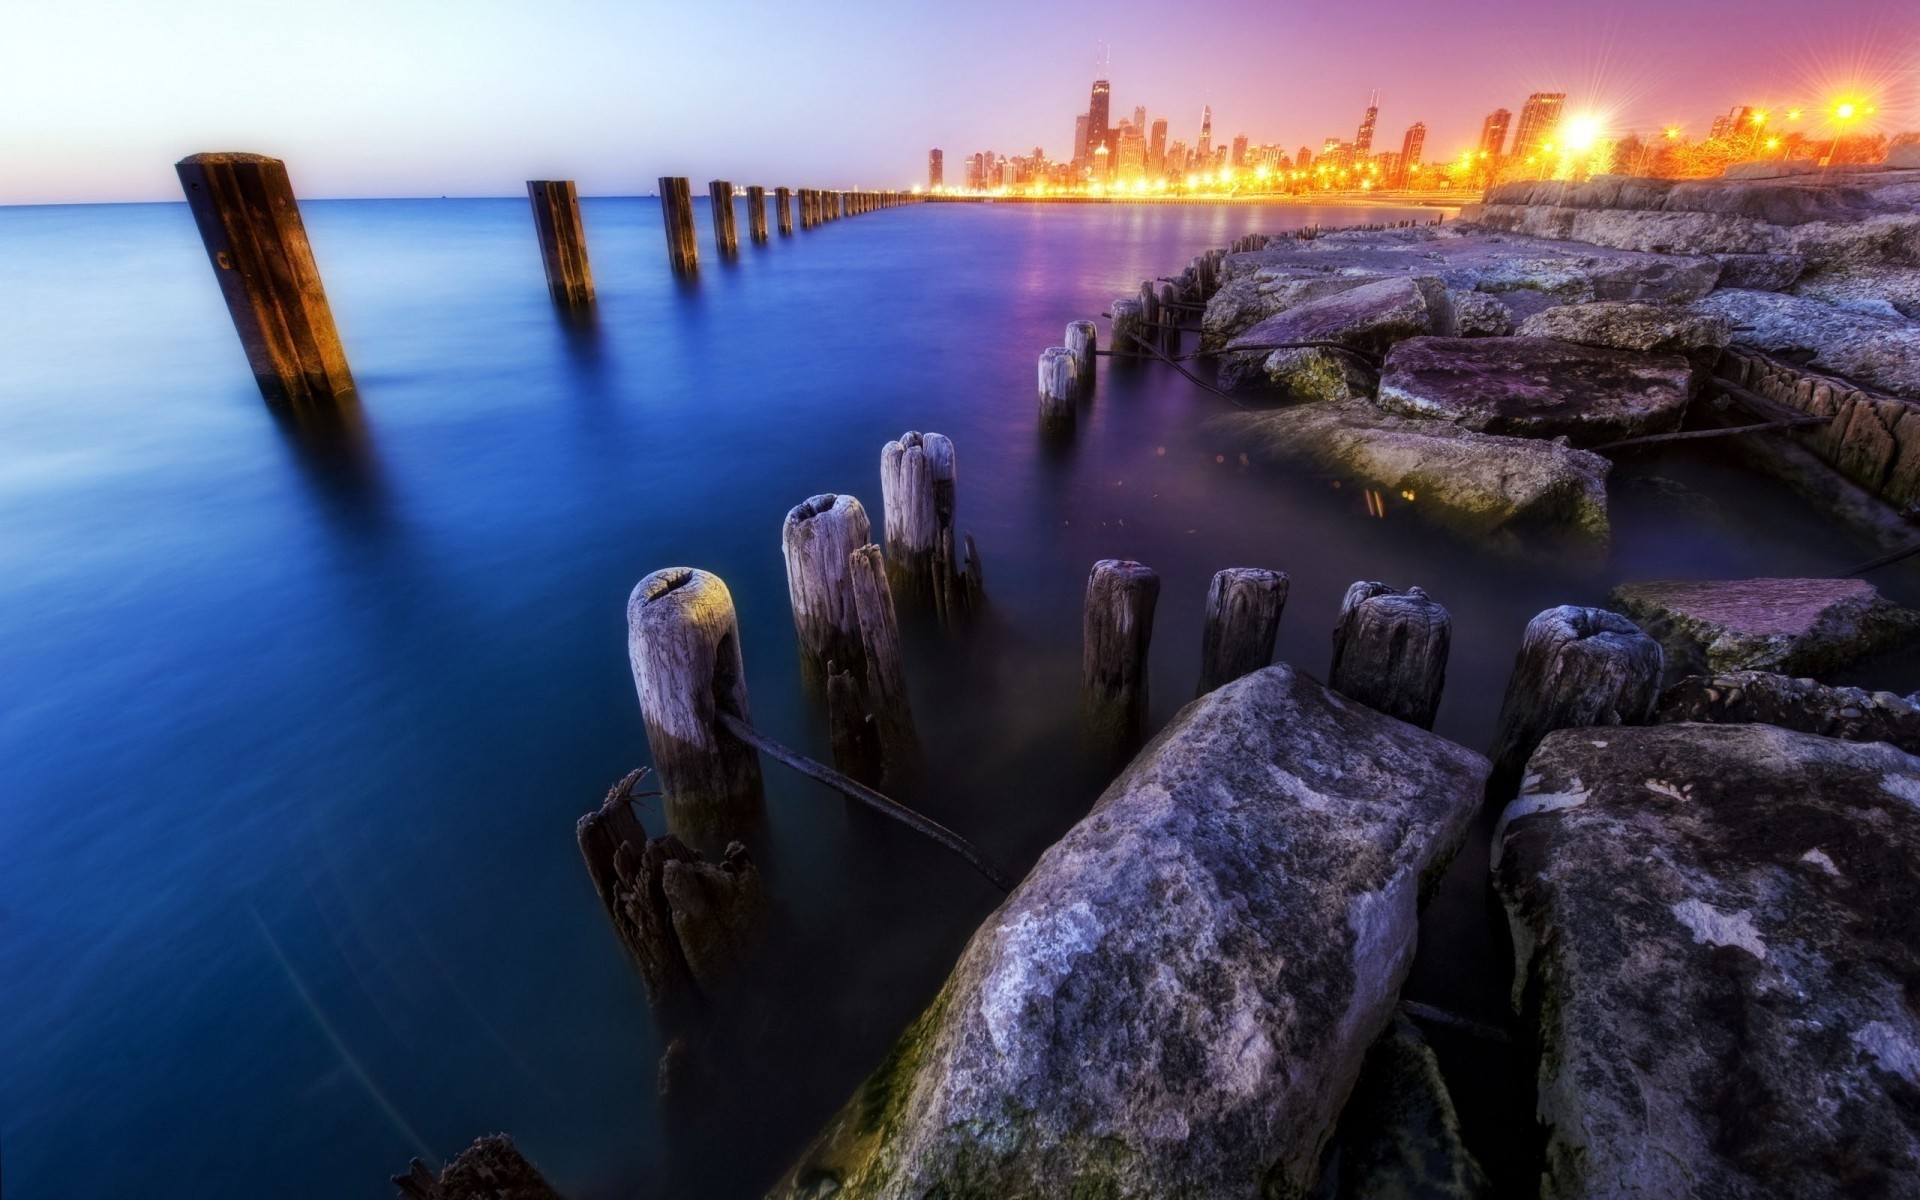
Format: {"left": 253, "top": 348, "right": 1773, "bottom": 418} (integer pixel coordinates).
{"left": 1399, "top": 123, "right": 1426, "bottom": 184}
{"left": 1084, "top": 78, "right": 1112, "bottom": 172}
{"left": 1354, "top": 90, "right": 1380, "bottom": 157}
{"left": 1479, "top": 108, "right": 1512, "bottom": 157}
{"left": 1512, "top": 92, "right": 1566, "bottom": 158}
{"left": 1148, "top": 118, "right": 1168, "bottom": 176}
{"left": 1197, "top": 106, "right": 1212, "bottom": 158}
{"left": 1230, "top": 134, "right": 1248, "bottom": 167}
{"left": 928, "top": 149, "right": 943, "bottom": 189}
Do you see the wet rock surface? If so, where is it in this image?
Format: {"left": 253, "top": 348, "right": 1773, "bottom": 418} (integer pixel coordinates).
{"left": 1609, "top": 576, "right": 1920, "bottom": 677}
{"left": 1655, "top": 669, "right": 1920, "bottom": 753}
{"left": 1493, "top": 723, "right": 1920, "bottom": 1200}
{"left": 768, "top": 664, "right": 1490, "bottom": 1200}
{"left": 1515, "top": 299, "right": 1731, "bottom": 356}
{"left": 1374, "top": 336, "right": 1693, "bottom": 447}
{"left": 1219, "top": 277, "right": 1439, "bottom": 398}
{"left": 1210, "top": 402, "right": 1611, "bottom": 550}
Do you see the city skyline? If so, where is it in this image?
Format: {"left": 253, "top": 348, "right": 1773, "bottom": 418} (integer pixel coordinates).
{"left": 4, "top": 0, "right": 1917, "bottom": 204}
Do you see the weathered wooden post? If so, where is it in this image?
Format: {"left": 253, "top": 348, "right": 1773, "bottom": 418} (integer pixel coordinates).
{"left": 525, "top": 179, "right": 594, "bottom": 309}
{"left": 775, "top": 187, "right": 793, "bottom": 235}
{"left": 1487, "top": 606, "right": 1663, "bottom": 794}
{"left": 175, "top": 152, "right": 354, "bottom": 405}
{"left": 1083, "top": 560, "right": 1161, "bottom": 752}
{"left": 880, "top": 431, "right": 957, "bottom": 598}
{"left": 1065, "top": 320, "right": 1097, "bottom": 388}
{"left": 1197, "top": 568, "right": 1289, "bottom": 695}
{"left": 1328, "top": 582, "right": 1451, "bottom": 730}
{"left": 1138, "top": 281, "right": 1161, "bottom": 337}
{"left": 708, "top": 180, "right": 739, "bottom": 254}
{"left": 746, "top": 186, "right": 769, "bottom": 242}
{"left": 781, "top": 494, "right": 873, "bottom": 683}
{"left": 1155, "top": 281, "right": 1179, "bottom": 349}
{"left": 803, "top": 189, "right": 817, "bottom": 228}
{"left": 1111, "top": 298, "right": 1146, "bottom": 356}
{"left": 627, "top": 568, "right": 765, "bottom": 843}
{"left": 850, "top": 543, "right": 919, "bottom": 786}
{"left": 659, "top": 176, "right": 698, "bottom": 274}
{"left": 1038, "top": 347, "right": 1079, "bottom": 429}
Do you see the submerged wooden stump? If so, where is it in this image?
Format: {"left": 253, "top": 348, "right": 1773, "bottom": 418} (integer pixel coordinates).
{"left": 1328, "top": 582, "right": 1451, "bottom": 730}
{"left": 1197, "top": 567, "right": 1289, "bottom": 695}
{"left": 781, "top": 494, "right": 873, "bottom": 683}
{"left": 708, "top": 180, "right": 739, "bottom": 254}
{"left": 1065, "top": 320, "right": 1097, "bottom": 387}
{"left": 851, "top": 544, "right": 919, "bottom": 786}
{"left": 659, "top": 176, "right": 698, "bottom": 274}
{"left": 1038, "top": 347, "right": 1079, "bottom": 429}
{"left": 525, "top": 180, "right": 594, "bottom": 309}
{"left": 1083, "top": 559, "right": 1161, "bottom": 754}
{"left": 1111, "top": 298, "right": 1146, "bottom": 357}
{"left": 626, "top": 567, "right": 764, "bottom": 843}
{"left": 1487, "top": 606, "right": 1664, "bottom": 794}
{"left": 175, "top": 152, "right": 354, "bottom": 405}
{"left": 880, "top": 432, "right": 957, "bottom": 600}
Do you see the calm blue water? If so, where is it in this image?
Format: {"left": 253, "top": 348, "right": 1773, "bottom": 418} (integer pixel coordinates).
{"left": 3, "top": 195, "right": 1912, "bottom": 1199}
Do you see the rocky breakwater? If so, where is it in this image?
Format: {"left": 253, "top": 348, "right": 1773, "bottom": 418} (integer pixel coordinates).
{"left": 1493, "top": 723, "right": 1920, "bottom": 1198}
{"left": 767, "top": 663, "right": 1490, "bottom": 1200}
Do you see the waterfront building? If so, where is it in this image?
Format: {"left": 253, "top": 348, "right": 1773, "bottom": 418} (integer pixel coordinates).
{"left": 1479, "top": 108, "right": 1511, "bottom": 157}
{"left": 1092, "top": 141, "right": 1111, "bottom": 183}
{"left": 928, "top": 148, "right": 943, "bottom": 189}
{"left": 1085, "top": 78, "right": 1112, "bottom": 169}
{"left": 1198, "top": 106, "right": 1213, "bottom": 158}
{"left": 1355, "top": 91, "right": 1380, "bottom": 156}
{"left": 1167, "top": 139, "right": 1188, "bottom": 176}
{"left": 1399, "top": 122, "right": 1426, "bottom": 185}
{"left": 1133, "top": 105, "right": 1147, "bottom": 134}
{"left": 1297, "top": 146, "right": 1313, "bottom": 170}
{"left": 1231, "top": 134, "right": 1248, "bottom": 167}
{"left": 1512, "top": 92, "right": 1566, "bottom": 159}
{"left": 1116, "top": 121, "right": 1146, "bottom": 181}
{"left": 1072, "top": 114, "right": 1088, "bottom": 172}
{"left": 1148, "top": 118, "right": 1168, "bottom": 176}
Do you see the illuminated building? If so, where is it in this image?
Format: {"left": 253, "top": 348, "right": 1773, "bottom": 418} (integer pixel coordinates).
{"left": 1072, "top": 114, "right": 1088, "bottom": 172}
{"left": 1355, "top": 90, "right": 1380, "bottom": 156}
{"left": 1399, "top": 122, "right": 1425, "bottom": 185}
{"left": 1479, "top": 108, "right": 1511, "bottom": 157}
{"left": 1092, "top": 140, "right": 1110, "bottom": 182}
{"left": 1085, "top": 78, "right": 1112, "bottom": 171}
{"left": 1230, "top": 134, "right": 1248, "bottom": 167}
{"left": 1167, "top": 139, "right": 1188, "bottom": 176}
{"left": 1709, "top": 106, "right": 1754, "bottom": 142}
{"left": 928, "top": 149, "right": 943, "bottom": 189}
{"left": 1198, "top": 106, "right": 1212, "bottom": 158}
{"left": 1117, "top": 121, "right": 1145, "bottom": 180}
{"left": 1512, "top": 92, "right": 1566, "bottom": 158}
{"left": 1297, "top": 146, "right": 1313, "bottom": 170}
{"left": 1133, "top": 105, "right": 1147, "bottom": 133}
{"left": 1148, "top": 118, "right": 1168, "bottom": 176}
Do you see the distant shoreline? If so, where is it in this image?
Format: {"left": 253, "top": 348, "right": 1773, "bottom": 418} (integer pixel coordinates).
{"left": 922, "top": 193, "right": 1466, "bottom": 209}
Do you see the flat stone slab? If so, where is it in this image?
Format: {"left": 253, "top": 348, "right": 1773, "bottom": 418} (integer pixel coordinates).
{"left": 1655, "top": 669, "right": 1920, "bottom": 754}
{"left": 1494, "top": 723, "right": 1920, "bottom": 1199}
{"left": 1516, "top": 300, "right": 1731, "bottom": 355}
{"left": 1220, "top": 277, "right": 1438, "bottom": 398}
{"left": 769, "top": 664, "right": 1490, "bottom": 1200}
{"left": 1609, "top": 576, "right": 1920, "bottom": 677}
{"left": 1375, "top": 336, "right": 1693, "bottom": 447}
{"left": 1692, "top": 288, "right": 1920, "bottom": 399}
{"left": 1209, "top": 401, "right": 1610, "bottom": 552}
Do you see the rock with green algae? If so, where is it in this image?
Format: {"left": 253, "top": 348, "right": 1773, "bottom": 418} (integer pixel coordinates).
{"left": 1319, "top": 1017, "right": 1492, "bottom": 1200}
{"left": 1608, "top": 576, "right": 1920, "bottom": 678}
{"left": 766, "top": 664, "right": 1490, "bottom": 1200}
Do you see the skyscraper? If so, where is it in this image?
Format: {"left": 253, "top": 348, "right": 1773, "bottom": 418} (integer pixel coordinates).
{"left": 1085, "top": 78, "right": 1112, "bottom": 171}
{"left": 1117, "top": 121, "right": 1145, "bottom": 181}
{"left": 1230, "top": 134, "right": 1248, "bottom": 167}
{"left": 1479, "top": 108, "right": 1511, "bottom": 157}
{"left": 929, "top": 149, "right": 943, "bottom": 189}
{"left": 1399, "top": 123, "right": 1425, "bottom": 185}
{"left": 1297, "top": 146, "right": 1313, "bottom": 170}
{"left": 1197, "top": 107, "right": 1212, "bottom": 158}
{"left": 1073, "top": 114, "right": 1088, "bottom": 171}
{"left": 1148, "top": 118, "right": 1168, "bottom": 176}
{"left": 1355, "top": 91, "right": 1380, "bottom": 156}
{"left": 1512, "top": 93, "right": 1566, "bottom": 158}
{"left": 1133, "top": 105, "right": 1147, "bottom": 133}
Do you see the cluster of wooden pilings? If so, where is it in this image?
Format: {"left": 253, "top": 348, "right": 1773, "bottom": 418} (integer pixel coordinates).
{"left": 173, "top": 151, "right": 920, "bottom": 405}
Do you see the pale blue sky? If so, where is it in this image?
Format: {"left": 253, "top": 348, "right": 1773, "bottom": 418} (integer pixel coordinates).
{"left": 3, "top": 0, "right": 1915, "bottom": 203}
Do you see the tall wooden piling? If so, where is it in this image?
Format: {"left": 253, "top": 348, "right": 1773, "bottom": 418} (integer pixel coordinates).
{"left": 775, "top": 187, "right": 793, "bottom": 235}
{"left": 850, "top": 543, "right": 919, "bottom": 787}
{"left": 746, "top": 186, "right": 769, "bottom": 242}
{"left": 1038, "top": 348, "right": 1079, "bottom": 429}
{"left": 1065, "top": 321, "right": 1097, "bottom": 387}
{"left": 1083, "top": 560, "right": 1161, "bottom": 753}
{"left": 175, "top": 152, "right": 354, "bottom": 405}
{"left": 1111, "top": 298, "right": 1146, "bottom": 356}
{"left": 1328, "top": 582, "right": 1451, "bottom": 730}
{"left": 1487, "top": 606, "right": 1663, "bottom": 794}
{"left": 781, "top": 494, "right": 873, "bottom": 683}
{"left": 708, "top": 180, "right": 739, "bottom": 254}
{"left": 1138, "top": 281, "right": 1161, "bottom": 337}
{"left": 659, "top": 176, "right": 698, "bottom": 274}
{"left": 1154, "top": 281, "right": 1179, "bottom": 349}
{"left": 1197, "top": 568, "right": 1289, "bottom": 695}
{"left": 525, "top": 180, "right": 594, "bottom": 309}
{"left": 880, "top": 432, "right": 957, "bottom": 598}
{"left": 627, "top": 568, "right": 765, "bottom": 844}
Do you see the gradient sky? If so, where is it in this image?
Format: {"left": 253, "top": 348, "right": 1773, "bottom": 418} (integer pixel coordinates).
{"left": 3, "top": 0, "right": 1917, "bottom": 204}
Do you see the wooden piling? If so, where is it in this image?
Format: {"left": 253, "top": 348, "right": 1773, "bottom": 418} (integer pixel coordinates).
{"left": 1197, "top": 568, "right": 1289, "bottom": 695}
{"left": 708, "top": 180, "right": 738, "bottom": 254}
{"left": 1328, "top": 582, "right": 1451, "bottom": 730}
{"left": 781, "top": 494, "right": 873, "bottom": 683}
{"left": 1065, "top": 321, "right": 1097, "bottom": 386}
{"left": 746, "top": 186, "right": 769, "bottom": 242}
{"left": 1154, "top": 281, "right": 1179, "bottom": 349}
{"left": 1138, "top": 281, "right": 1160, "bottom": 337}
{"left": 775, "top": 187, "right": 793, "bottom": 235}
{"left": 1038, "top": 347, "right": 1079, "bottom": 429}
{"left": 850, "top": 543, "right": 919, "bottom": 785}
{"left": 175, "top": 152, "right": 354, "bottom": 405}
{"left": 1082, "top": 560, "right": 1161, "bottom": 752}
{"left": 1487, "top": 606, "right": 1664, "bottom": 794}
{"left": 880, "top": 431, "right": 957, "bottom": 598}
{"left": 627, "top": 568, "right": 765, "bottom": 843}
{"left": 659, "top": 176, "right": 698, "bottom": 274}
{"left": 525, "top": 179, "right": 594, "bottom": 309}
{"left": 1111, "top": 298, "right": 1146, "bottom": 356}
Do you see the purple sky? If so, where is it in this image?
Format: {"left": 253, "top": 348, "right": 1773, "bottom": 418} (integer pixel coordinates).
{"left": 4, "top": 0, "right": 1915, "bottom": 204}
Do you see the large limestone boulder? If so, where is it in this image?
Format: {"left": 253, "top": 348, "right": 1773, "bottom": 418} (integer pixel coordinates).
{"left": 769, "top": 665, "right": 1491, "bottom": 1200}
{"left": 1375, "top": 336, "right": 1693, "bottom": 447}
{"left": 1515, "top": 300, "right": 1731, "bottom": 356}
{"left": 1210, "top": 402, "right": 1610, "bottom": 551}
{"left": 1655, "top": 669, "right": 1920, "bottom": 754}
{"left": 1493, "top": 723, "right": 1920, "bottom": 1199}
{"left": 1609, "top": 576, "right": 1920, "bottom": 677}
{"left": 1794, "top": 264, "right": 1920, "bottom": 321}
{"left": 1202, "top": 272, "right": 1391, "bottom": 349}
{"left": 1219, "top": 277, "right": 1438, "bottom": 398}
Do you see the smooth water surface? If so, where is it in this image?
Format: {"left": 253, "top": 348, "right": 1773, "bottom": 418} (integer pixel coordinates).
{"left": 4, "top": 196, "right": 1915, "bottom": 1199}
